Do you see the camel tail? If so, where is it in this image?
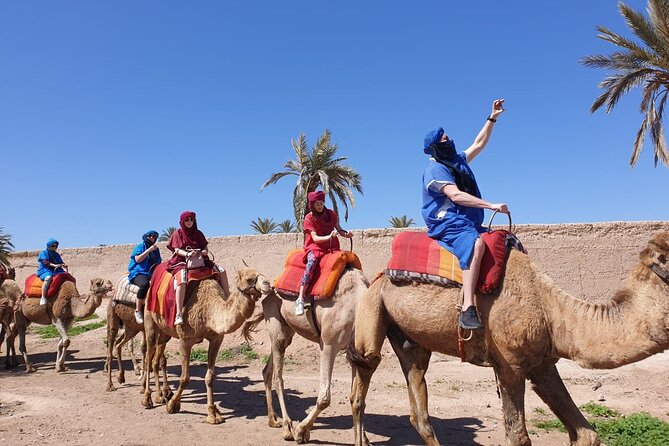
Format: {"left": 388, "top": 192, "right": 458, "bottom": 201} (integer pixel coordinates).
{"left": 241, "top": 308, "right": 265, "bottom": 342}
{"left": 346, "top": 330, "right": 375, "bottom": 370}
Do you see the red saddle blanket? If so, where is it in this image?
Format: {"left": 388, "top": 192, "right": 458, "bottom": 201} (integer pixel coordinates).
{"left": 274, "top": 249, "right": 363, "bottom": 299}
{"left": 145, "top": 262, "right": 217, "bottom": 327}
{"left": 24, "top": 273, "right": 76, "bottom": 298}
{"left": 385, "top": 230, "right": 519, "bottom": 294}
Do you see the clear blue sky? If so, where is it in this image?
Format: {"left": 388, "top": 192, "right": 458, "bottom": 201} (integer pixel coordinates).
{"left": 2, "top": 1, "right": 667, "bottom": 251}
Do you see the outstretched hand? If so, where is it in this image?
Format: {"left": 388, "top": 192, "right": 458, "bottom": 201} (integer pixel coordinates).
{"left": 491, "top": 203, "right": 510, "bottom": 214}
{"left": 491, "top": 99, "right": 505, "bottom": 118}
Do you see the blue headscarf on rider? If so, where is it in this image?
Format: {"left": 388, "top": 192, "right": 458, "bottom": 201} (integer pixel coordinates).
{"left": 142, "top": 230, "right": 159, "bottom": 247}
{"left": 423, "top": 127, "right": 479, "bottom": 197}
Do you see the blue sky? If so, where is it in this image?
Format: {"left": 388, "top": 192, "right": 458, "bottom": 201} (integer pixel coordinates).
{"left": 2, "top": 1, "right": 667, "bottom": 251}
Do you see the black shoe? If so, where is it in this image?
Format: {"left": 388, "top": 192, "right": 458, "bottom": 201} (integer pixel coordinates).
{"left": 303, "top": 300, "right": 312, "bottom": 310}
{"left": 459, "top": 306, "right": 483, "bottom": 330}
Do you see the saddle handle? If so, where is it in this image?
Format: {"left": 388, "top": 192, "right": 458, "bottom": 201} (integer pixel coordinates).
{"left": 487, "top": 210, "right": 512, "bottom": 233}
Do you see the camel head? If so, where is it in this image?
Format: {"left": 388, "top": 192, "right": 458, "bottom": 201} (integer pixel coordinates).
{"left": 639, "top": 231, "right": 669, "bottom": 286}
{"left": 90, "top": 278, "right": 114, "bottom": 297}
{"left": 236, "top": 268, "right": 272, "bottom": 301}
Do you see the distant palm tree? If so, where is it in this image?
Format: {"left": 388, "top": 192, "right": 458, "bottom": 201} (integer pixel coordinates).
{"left": 251, "top": 217, "right": 279, "bottom": 234}
{"left": 388, "top": 215, "right": 416, "bottom": 228}
{"left": 158, "top": 226, "right": 176, "bottom": 242}
{"left": 261, "top": 129, "right": 363, "bottom": 229}
{"left": 276, "top": 220, "right": 298, "bottom": 233}
{"left": 0, "top": 227, "right": 15, "bottom": 267}
{"left": 581, "top": 0, "right": 669, "bottom": 167}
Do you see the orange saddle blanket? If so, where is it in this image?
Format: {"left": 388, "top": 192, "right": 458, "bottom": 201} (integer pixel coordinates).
{"left": 274, "top": 250, "right": 362, "bottom": 300}
{"left": 146, "top": 262, "right": 218, "bottom": 328}
{"left": 24, "top": 273, "right": 76, "bottom": 298}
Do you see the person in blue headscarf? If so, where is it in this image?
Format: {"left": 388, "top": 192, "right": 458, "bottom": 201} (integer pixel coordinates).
{"left": 128, "top": 230, "right": 162, "bottom": 324}
{"left": 37, "top": 238, "right": 68, "bottom": 306}
{"left": 422, "top": 99, "right": 510, "bottom": 330}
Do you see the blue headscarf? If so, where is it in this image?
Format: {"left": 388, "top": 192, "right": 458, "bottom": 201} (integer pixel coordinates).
{"left": 423, "top": 127, "right": 444, "bottom": 154}
{"left": 142, "top": 230, "right": 159, "bottom": 247}
{"left": 423, "top": 128, "right": 480, "bottom": 197}
{"left": 46, "top": 238, "right": 59, "bottom": 248}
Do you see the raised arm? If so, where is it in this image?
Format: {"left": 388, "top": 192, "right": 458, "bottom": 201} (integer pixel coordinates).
{"left": 442, "top": 184, "right": 509, "bottom": 214}
{"left": 464, "top": 99, "right": 505, "bottom": 163}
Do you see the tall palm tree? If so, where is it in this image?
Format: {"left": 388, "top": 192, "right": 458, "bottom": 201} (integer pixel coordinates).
{"left": 261, "top": 129, "right": 363, "bottom": 229}
{"left": 388, "top": 215, "right": 416, "bottom": 228}
{"left": 0, "top": 227, "right": 15, "bottom": 267}
{"left": 276, "top": 219, "right": 298, "bottom": 233}
{"left": 581, "top": 0, "right": 669, "bottom": 167}
{"left": 158, "top": 226, "right": 176, "bottom": 242}
{"left": 250, "top": 217, "right": 279, "bottom": 234}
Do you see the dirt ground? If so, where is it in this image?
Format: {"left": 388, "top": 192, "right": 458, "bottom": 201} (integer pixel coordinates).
{"left": 1, "top": 300, "right": 668, "bottom": 446}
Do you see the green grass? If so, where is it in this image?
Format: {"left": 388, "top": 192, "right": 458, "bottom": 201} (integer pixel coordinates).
{"left": 239, "top": 343, "right": 258, "bottom": 360}
{"left": 216, "top": 343, "right": 259, "bottom": 362}
{"left": 189, "top": 348, "right": 208, "bottom": 362}
{"left": 532, "top": 402, "right": 669, "bottom": 445}
{"left": 74, "top": 314, "right": 99, "bottom": 322}
{"left": 34, "top": 321, "right": 106, "bottom": 339}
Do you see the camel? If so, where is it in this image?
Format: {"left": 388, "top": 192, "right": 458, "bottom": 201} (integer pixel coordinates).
{"left": 0, "top": 279, "right": 22, "bottom": 368}
{"left": 142, "top": 268, "right": 272, "bottom": 425}
{"left": 105, "top": 295, "right": 167, "bottom": 393}
{"left": 347, "top": 231, "right": 669, "bottom": 446}
{"left": 242, "top": 267, "right": 369, "bottom": 444}
{"left": 14, "top": 277, "right": 113, "bottom": 372}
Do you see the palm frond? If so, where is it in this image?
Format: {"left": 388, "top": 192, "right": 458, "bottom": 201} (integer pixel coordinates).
{"left": 158, "top": 226, "right": 176, "bottom": 242}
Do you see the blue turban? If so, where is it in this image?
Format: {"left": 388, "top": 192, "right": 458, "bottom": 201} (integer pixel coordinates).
{"left": 423, "top": 127, "right": 444, "bottom": 154}
{"left": 142, "top": 230, "right": 159, "bottom": 245}
{"left": 46, "top": 238, "right": 59, "bottom": 248}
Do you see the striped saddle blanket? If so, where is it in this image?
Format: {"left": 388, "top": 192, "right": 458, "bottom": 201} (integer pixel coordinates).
{"left": 112, "top": 275, "right": 140, "bottom": 306}
{"left": 24, "top": 273, "right": 77, "bottom": 298}
{"left": 274, "top": 249, "right": 362, "bottom": 300}
{"left": 146, "top": 262, "right": 218, "bottom": 328}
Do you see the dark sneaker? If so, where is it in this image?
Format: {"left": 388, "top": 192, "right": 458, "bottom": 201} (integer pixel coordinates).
{"left": 303, "top": 300, "right": 312, "bottom": 310}
{"left": 459, "top": 306, "right": 483, "bottom": 330}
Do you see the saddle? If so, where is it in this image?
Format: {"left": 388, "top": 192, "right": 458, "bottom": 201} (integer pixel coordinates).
{"left": 112, "top": 275, "right": 140, "bottom": 306}
{"left": 145, "top": 262, "right": 218, "bottom": 327}
{"left": 385, "top": 230, "right": 525, "bottom": 294}
{"left": 24, "top": 273, "right": 76, "bottom": 298}
{"left": 274, "top": 249, "right": 362, "bottom": 300}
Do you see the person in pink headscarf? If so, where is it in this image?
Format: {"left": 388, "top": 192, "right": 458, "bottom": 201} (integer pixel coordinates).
{"left": 294, "top": 191, "right": 353, "bottom": 316}
{"left": 167, "top": 210, "right": 230, "bottom": 325}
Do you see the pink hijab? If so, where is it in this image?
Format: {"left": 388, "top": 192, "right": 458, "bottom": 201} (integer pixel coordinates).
{"left": 167, "top": 211, "right": 208, "bottom": 252}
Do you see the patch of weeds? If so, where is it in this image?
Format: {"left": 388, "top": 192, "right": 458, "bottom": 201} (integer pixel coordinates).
{"left": 449, "top": 384, "right": 462, "bottom": 392}
{"left": 74, "top": 314, "right": 99, "bottom": 322}
{"left": 285, "top": 355, "right": 298, "bottom": 365}
{"left": 533, "top": 407, "right": 548, "bottom": 416}
{"left": 580, "top": 402, "right": 621, "bottom": 418}
{"left": 189, "top": 348, "right": 208, "bottom": 362}
{"left": 239, "top": 343, "right": 258, "bottom": 360}
{"left": 34, "top": 321, "right": 106, "bottom": 339}
{"left": 534, "top": 419, "right": 567, "bottom": 432}
{"left": 217, "top": 349, "right": 234, "bottom": 361}
{"left": 261, "top": 354, "right": 270, "bottom": 365}
{"left": 163, "top": 352, "right": 171, "bottom": 360}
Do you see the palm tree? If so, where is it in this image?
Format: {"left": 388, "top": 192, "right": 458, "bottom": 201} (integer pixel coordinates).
{"left": 276, "top": 219, "right": 298, "bottom": 233}
{"left": 158, "top": 226, "right": 176, "bottom": 242}
{"left": 581, "top": 0, "right": 669, "bottom": 167}
{"left": 388, "top": 215, "right": 416, "bottom": 228}
{"left": 250, "top": 217, "right": 279, "bottom": 234}
{"left": 261, "top": 129, "right": 363, "bottom": 229}
{"left": 0, "top": 227, "right": 15, "bottom": 267}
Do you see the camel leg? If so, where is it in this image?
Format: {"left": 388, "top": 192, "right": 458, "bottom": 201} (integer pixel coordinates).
{"left": 166, "top": 338, "right": 196, "bottom": 415}
{"left": 263, "top": 318, "right": 295, "bottom": 439}
{"left": 349, "top": 282, "right": 390, "bottom": 446}
{"left": 387, "top": 329, "right": 439, "bottom": 446}
{"left": 294, "top": 342, "right": 338, "bottom": 444}
{"left": 154, "top": 337, "right": 171, "bottom": 402}
{"left": 205, "top": 336, "right": 225, "bottom": 425}
{"left": 130, "top": 336, "right": 142, "bottom": 376}
{"left": 106, "top": 314, "right": 120, "bottom": 391}
{"left": 142, "top": 319, "right": 158, "bottom": 409}
{"left": 14, "top": 312, "right": 34, "bottom": 373}
{"left": 114, "top": 327, "right": 140, "bottom": 385}
{"left": 496, "top": 364, "right": 531, "bottom": 446}
{"left": 528, "top": 362, "right": 600, "bottom": 446}
{"left": 53, "top": 319, "right": 70, "bottom": 372}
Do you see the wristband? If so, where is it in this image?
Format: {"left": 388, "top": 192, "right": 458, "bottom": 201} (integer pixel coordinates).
{"left": 487, "top": 117, "right": 497, "bottom": 123}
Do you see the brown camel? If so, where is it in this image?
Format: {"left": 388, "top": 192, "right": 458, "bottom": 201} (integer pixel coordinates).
{"left": 348, "top": 231, "right": 669, "bottom": 446}
{"left": 0, "top": 279, "right": 22, "bottom": 368}
{"left": 14, "top": 278, "right": 113, "bottom": 372}
{"left": 142, "top": 268, "right": 272, "bottom": 425}
{"left": 105, "top": 295, "right": 167, "bottom": 393}
{"left": 242, "top": 267, "right": 369, "bottom": 444}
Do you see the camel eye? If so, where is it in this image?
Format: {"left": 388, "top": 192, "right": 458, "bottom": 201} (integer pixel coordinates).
{"left": 659, "top": 254, "right": 667, "bottom": 264}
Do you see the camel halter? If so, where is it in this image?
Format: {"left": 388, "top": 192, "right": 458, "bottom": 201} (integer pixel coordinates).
{"left": 651, "top": 263, "right": 669, "bottom": 285}
{"left": 237, "top": 274, "right": 264, "bottom": 298}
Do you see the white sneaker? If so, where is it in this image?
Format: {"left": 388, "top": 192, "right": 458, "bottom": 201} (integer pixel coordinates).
{"left": 134, "top": 311, "right": 144, "bottom": 324}
{"left": 294, "top": 298, "right": 305, "bottom": 316}
{"left": 40, "top": 297, "right": 47, "bottom": 306}
{"left": 174, "top": 313, "right": 184, "bottom": 325}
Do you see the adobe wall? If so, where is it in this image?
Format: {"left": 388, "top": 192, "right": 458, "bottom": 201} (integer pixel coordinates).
{"left": 9, "top": 221, "right": 669, "bottom": 303}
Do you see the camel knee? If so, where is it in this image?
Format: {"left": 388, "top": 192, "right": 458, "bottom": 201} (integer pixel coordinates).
{"left": 179, "top": 377, "right": 190, "bottom": 388}
{"left": 316, "top": 394, "right": 331, "bottom": 411}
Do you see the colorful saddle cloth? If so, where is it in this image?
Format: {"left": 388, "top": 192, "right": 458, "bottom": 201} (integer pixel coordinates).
{"left": 385, "top": 231, "right": 523, "bottom": 294}
{"left": 145, "top": 262, "right": 218, "bottom": 327}
{"left": 24, "top": 273, "right": 76, "bottom": 298}
{"left": 112, "top": 275, "right": 140, "bottom": 306}
{"left": 274, "top": 249, "right": 363, "bottom": 300}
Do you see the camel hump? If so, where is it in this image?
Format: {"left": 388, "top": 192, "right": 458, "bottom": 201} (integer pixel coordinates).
{"left": 275, "top": 250, "right": 363, "bottom": 299}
